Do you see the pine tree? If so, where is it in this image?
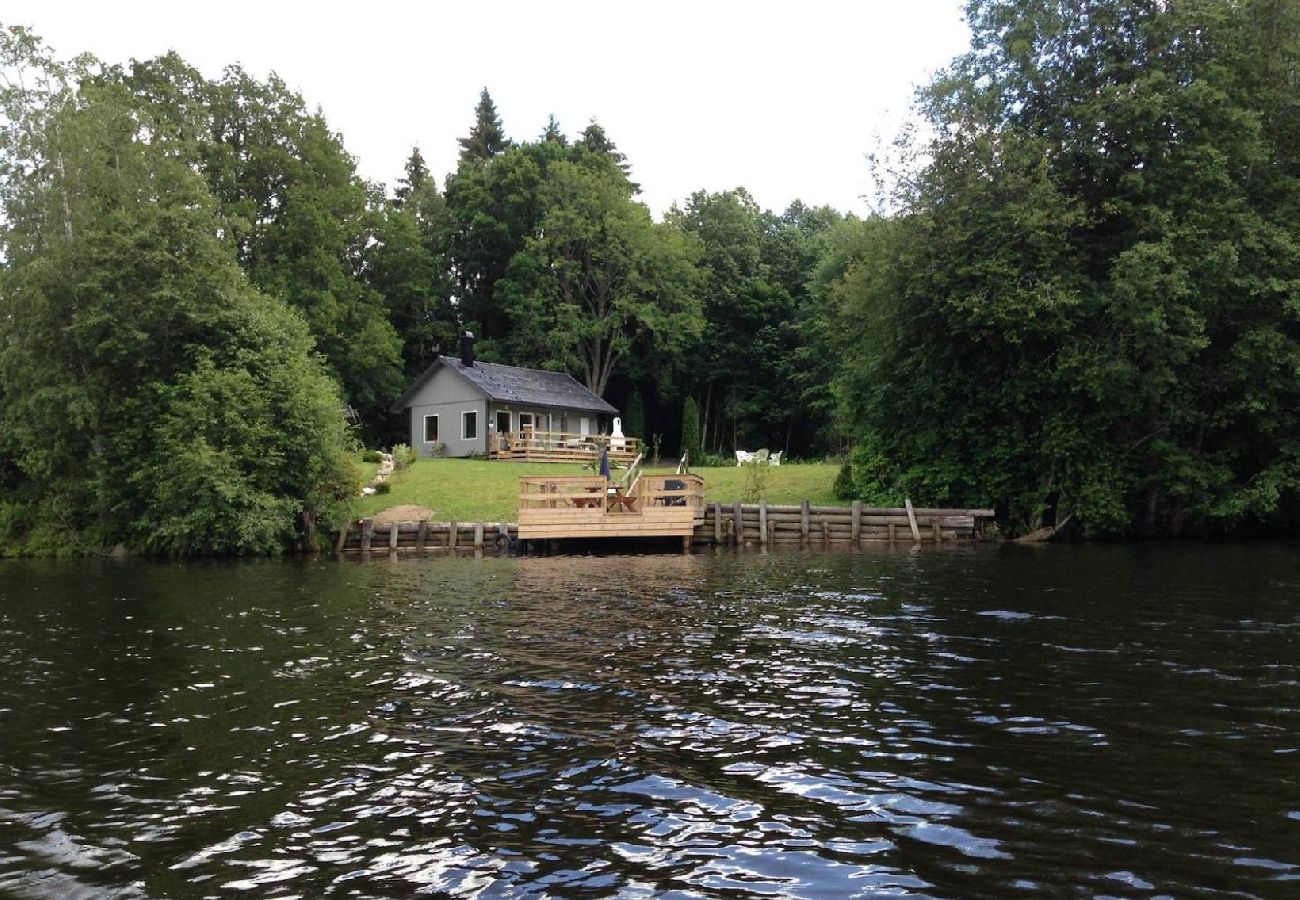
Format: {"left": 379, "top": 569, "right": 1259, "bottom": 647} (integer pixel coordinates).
{"left": 457, "top": 88, "right": 509, "bottom": 163}
{"left": 393, "top": 146, "right": 430, "bottom": 207}
{"left": 580, "top": 119, "right": 637, "bottom": 190}
{"left": 541, "top": 114, "right": 567, "bottom": 145}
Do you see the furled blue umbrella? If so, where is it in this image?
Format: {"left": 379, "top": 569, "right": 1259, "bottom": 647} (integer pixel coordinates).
{"left": 599, "top": 447, "right": 612, "bottom": 481}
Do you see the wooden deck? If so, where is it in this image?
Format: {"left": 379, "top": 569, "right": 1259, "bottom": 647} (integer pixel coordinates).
{"left": 490, "top": 429, "right": 640, "bottom": 464}
{"left": 517, "top": 473, "right": 705, "bottom": 540}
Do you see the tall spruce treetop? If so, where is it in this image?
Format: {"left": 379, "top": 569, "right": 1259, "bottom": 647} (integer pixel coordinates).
{"left": 541, "top": 114, "right": 567, "bottom": 145}
{"left": 580, "top": 119, "right": 637, "bottom": 190}
{"left": 457, "top": 88, "right": 509, "bottom": 163}
{"left": 393, "top": 146, "right": 430, "bottom": 207}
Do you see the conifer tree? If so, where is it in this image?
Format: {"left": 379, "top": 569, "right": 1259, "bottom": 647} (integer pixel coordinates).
{"left": 457, "top": 88, "right": 509, "bottom": 163}
{"left": 393, "top": 146, "right": 430, "bottom": 207}
{"left": 541, "top": 114, "right": 567, "bottom": 145}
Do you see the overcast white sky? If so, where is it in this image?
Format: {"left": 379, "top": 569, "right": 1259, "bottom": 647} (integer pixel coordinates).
{"left": 17, "top": 1, "right": 970, "bottom": 217}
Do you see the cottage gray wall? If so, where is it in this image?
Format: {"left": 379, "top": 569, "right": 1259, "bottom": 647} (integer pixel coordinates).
{"left": 406, "top": 366, "right": 487, "bottom": 457}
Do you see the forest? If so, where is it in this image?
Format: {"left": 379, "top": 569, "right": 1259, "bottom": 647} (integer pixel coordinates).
{"left": 1, "top": 0, "right": 1297, "bottom": 554}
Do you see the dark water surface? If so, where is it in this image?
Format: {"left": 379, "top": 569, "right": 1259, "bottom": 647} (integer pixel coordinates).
{"left": 0, "top": 545, "right": 1297, "bottom": 898}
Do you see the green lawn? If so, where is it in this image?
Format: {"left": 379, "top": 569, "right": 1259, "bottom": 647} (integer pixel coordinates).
{"left": 349, "top": 458, "right": 840, "bottom": 523}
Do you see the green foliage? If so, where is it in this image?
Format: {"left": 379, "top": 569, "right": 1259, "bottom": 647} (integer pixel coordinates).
{"left": 834, "top": 0, "right": 1300, "bottom": 537}
{"left": 833, "top": 461, "right": 855, "bottom": 501}
{"left": 391, "top": 443, "right": 418, "bottom": 470}
{"left": 680, "top": 397, "right": 702, "bottom": 464}
{"left": 373, "top": 481, "right": 392, "bottom": 495}
{"left": 458, "top": 88, "right": 509, "bottom": 163}
{"left": 110, "top": 55, "right": 405, "bottom": 427}
{"left": 741, "top": 460, "right": 769, "bottom": 504}
{"left": 0, "top": 34, "right": 353, "bottom": 555}
{"left": 623, "top": 389, "right": 645, "bottom": 440}
{"left": 361, "top": 450, "right": 383, "bottom": 463}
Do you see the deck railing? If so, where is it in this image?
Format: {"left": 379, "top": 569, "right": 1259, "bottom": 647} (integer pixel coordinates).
{"left": 514, "top": 470, "right": 702, "bottom": 512}
{"left": 492, "top": 429, "right": 641, "bottom": 461}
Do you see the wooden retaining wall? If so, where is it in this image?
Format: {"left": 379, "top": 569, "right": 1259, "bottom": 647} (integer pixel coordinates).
{"left": 333, "top": 502, "right": 994, "bottom": 553}
{"left": 691, "top": 501, "right": 995, "bottom": 546}
{"left": 335, "top": 519, "right": 518, "bottom": 554}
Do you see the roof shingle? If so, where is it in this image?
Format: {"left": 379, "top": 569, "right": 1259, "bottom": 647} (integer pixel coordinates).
{"left": 392, "top": 357, "right": 618, "bottom": 415}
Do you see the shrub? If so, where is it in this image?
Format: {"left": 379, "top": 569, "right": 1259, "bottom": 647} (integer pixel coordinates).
{"left": 834, "top": 460, "right": 856, "bottom": 500}
{"left": 373, "top": 481, "right": 392, "bottom": 494}
{"left": 680, "top": 398, "right": 701, "bottom": 465}
{"left": 361, "top": 450, "right": 382, "bottom": 463}
{"left": 742, "top": 460, "right": 769, "bottom": 503}
{"left": 391, "top": 443, "right": 417, "bottom": 470}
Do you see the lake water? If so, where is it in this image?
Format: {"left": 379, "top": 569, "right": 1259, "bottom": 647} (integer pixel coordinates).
{"left": 0, "top": 544, "right": 1297, "bottom": 897}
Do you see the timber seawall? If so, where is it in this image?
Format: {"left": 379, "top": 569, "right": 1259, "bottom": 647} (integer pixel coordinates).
{"left": 333, "top": 502, "right": 996, "bottom": 553}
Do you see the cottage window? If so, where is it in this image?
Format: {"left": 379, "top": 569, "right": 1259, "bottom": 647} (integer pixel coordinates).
{"left": 462, "top": 410, "right": 478, "bottom": 441}
{"left": 423, "top": 414, "right": 439, "bottom": 443}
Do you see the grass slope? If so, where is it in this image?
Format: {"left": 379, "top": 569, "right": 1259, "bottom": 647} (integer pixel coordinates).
{"left": 350, "top": 458, "right": 839, "bottom": 523}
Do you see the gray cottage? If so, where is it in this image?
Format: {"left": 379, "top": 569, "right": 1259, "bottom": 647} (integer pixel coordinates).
{"left": 391, "top": 334, "right": 637, "bottom": 462}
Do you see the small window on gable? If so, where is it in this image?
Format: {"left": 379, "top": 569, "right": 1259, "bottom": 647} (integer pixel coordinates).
{"left": 462, "top": 410, "right": 478, "bottom": 441}
{"left": 423, "top": 414, "right": 439, "bottom": 443}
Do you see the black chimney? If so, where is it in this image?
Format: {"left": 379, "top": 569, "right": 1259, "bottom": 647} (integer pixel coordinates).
{"left": 459, "top": 330, "right": 475, "bottom": 367}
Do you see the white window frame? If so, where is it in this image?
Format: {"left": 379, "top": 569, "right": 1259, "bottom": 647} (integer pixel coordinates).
{"left": 579, "top": 416, "right": 590, "bottom": 435}
{"left": 423, "top": 414, "right": 439, "bottom": 443}
{"left": 461, "top": 409, "right": 478, "bottom": 441}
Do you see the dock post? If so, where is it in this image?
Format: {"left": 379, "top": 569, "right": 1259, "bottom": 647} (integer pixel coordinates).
{"left": 474, "top": 522, "right": 484, "bottom": 550}
{"left": 888, "top": 522, "right": 897, "bottom": 543}
{"left": 932, "top": 522, "right": 942, "bottom": 543}
{"left": 851, "top": 501, "right": 861, "bottom": 545}
{"left": 713, "top": 502, "right": 723, "bottom": 544}
{"left": 498, "top": 522, "right": 510, "bottom": 550}
{"left": 448, "top": 520, "right": 458, "bottom": 549}
{"left": 904, "top": 498, "right": 922, "bottom": 543}
{"left": 801, "top": 500, "right": 810, "bottom": 545}
{"left": 360, "top": 518, "right": 373, "bottom": 553}
{"left": 417, "top": 519, "right": 428, "bottom": 550}
{"left": 682, "top": 535, "right": 692, "bottom": 554}
{"left": 388, "top": 522, "right": 399, "bottom": 550}
{"left": 759, "top": 501, "right": 768, "bottom": 547}
{"left": 733, "top": 501, "right": 744, "bottom": 545}
{"left": 335, "top": 521, "right": 350, "bottom": 554}
{"left": 822, "top": 521, "right": 831, "bottom": 546}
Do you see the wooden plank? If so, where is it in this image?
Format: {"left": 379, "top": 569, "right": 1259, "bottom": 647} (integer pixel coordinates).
{"left": 905, "top": 498, "right": 922, "bottom": 542}
{"left": 801, "top": 500, "right": 810, "bottom": 544}
{"left": 474, "top": 522, "right": 484, "bottom": 549}
{"left": 360, "top": 518, "right": 373, "bottom": 553}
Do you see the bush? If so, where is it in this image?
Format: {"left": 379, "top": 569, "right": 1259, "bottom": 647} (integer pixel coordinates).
{"left": 373, "top": 481, "right": 392, "bottom": 494}
{"left": 742, "top": 460, "right": 769, "bottom": 503}
{"left": 361, "top": 450, "right": 382, "bottom": 463}
{"left": 391, "top": 443, "right": 417, "bottom": 470}
{"left": 834, "top": 460, "right": 856, "bottom": 500}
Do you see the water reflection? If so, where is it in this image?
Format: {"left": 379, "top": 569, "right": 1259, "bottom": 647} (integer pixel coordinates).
{"left": 0, "top": 545, "right": 1298, "bottom": 897}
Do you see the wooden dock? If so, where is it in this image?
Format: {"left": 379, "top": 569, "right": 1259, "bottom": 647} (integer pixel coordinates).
{"left": 517, "top": 473, "right": 705, "bottom": 540}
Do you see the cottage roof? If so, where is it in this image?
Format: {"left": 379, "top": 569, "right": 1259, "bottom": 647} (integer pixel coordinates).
{"left": 391, "top": 356, "right": 618, "bottom": 415}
